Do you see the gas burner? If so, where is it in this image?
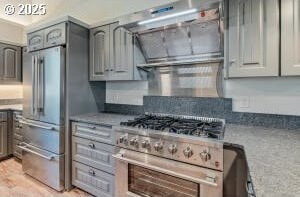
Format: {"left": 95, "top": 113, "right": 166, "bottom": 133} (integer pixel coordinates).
{"left": 120, "top": 113, "right": 225, "bottom": 140}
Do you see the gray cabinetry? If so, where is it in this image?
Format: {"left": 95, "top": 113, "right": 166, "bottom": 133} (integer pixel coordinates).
{"left": 27, "top": 31, "right": 44, "bottom": 52}
{"left": 227, "top": 0, "right": 279, "bottom": 77}
{"left": 71, "top": 121, "right": 115, "bottom": 197}
{"left": 72, "top": 161, "right": 115, "bottom": 197}
{"left": 44, "top": 23, "right": 66, "bottom": 48}
{"left": 12, "top": 111, "right": 23, "bottom": 159}
{"left": 0, "top": 112, "right": 8, "bottom": 159}
{"left": 72, "top": 136, "right": 115, "bottom": 174}
{"left": 281, "top": 0, "right": 300, "bottom": 76}
{"left": 90, "top": 22, "right": 145, "bottom": 81}
{"left": 27, "top": 22, "right": 66, "bottom": 52}
{"left": 0, "top": 43, "right": 22, "bottom": 82}
{"left": 90, "top": 25, "right": 110, "bottom": 81}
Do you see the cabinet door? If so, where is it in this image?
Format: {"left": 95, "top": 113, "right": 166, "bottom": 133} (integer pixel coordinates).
{"left": 108, "top": 23, "right": 134, "bottom": 80}
{"left": 281, "top": 0, "right": 300, "bottom": 76}
{"left": 0, "top": 122, "right": 8, "bottom": 158}
{"left": 0, "top": 44, "right": 21, "bottom": 81}
{"left": 90, "top": 25, "right": 110, "bottom": 81}
{"left": 44, "top": 23, "right": 66, "bottom": 48}
{"left": 227, "top": 0, "right": 279, "bottom": 77}
{"left": 27, "top": 31, "right": 44, "bottom": 52}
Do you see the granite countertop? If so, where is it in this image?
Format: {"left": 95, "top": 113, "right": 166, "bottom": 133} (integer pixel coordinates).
{"left": 0, "top": 104, "right": 23, "bottom": 111}
{"left": 70, "top": 113, "right": 136, "bottom": 126}
{"left": 225, "top": 124, "right": 300, "bottom": 197}
{"left": 70, "top": 112, "right": 300, "bottom": 197}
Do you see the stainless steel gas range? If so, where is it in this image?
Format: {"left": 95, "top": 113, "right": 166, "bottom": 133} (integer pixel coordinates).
{"left": 113, "top": 113, "right": 225, "bottom": 197}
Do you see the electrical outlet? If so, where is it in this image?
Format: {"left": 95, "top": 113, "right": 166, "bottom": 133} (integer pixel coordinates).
{"left": 239, "top": 96, "right": 250, "bottom": 108}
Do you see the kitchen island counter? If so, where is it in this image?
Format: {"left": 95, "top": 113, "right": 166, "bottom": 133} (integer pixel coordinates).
{"left": 225, "top": 124, "right": 300, "bottom": 197}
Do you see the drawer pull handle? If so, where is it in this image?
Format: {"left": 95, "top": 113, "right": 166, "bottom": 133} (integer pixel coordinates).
{"left": 88, "top": 143, "right": 95, "bottom": 149}
{"left": 85, "top": 125, "right": 96, "bottom": 130}
{"left": 88, "top": 170, "right": 95, "bottom": 176}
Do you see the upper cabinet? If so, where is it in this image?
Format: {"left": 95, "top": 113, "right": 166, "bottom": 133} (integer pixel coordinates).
{"left": 90, "top": 25, "right": 110, "bottom": 81}
{"left": 44, "top": 23, "right": 66, "bottom": 48}
{"left": 281, "top": 0, "right": 300, "bottom": 76}
{"left": 227, "top": 0, "right": 279, "bottom": 77}
{"left": 89, "top": 22, "right": 145, "bottom": 81}
{"left": 0, "top": 43, "right": 22, "bottom": 82}
{"left": 27, "top": 22, "right": 66, "bottom": 52}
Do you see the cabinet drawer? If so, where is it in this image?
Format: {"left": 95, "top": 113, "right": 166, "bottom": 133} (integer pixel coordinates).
{"left": 72, "top": 161, "right": 115, "bottom": 197}
{"left": 0, "top": 112, "right": 7, "bottom": 122}
{"left": 72, "top": 136, "right": 115, "bottom": 174}
{"left": 27, "top": 31, "right": 44, "bottom": 52}
{"left": 12, "top": 139, "right": 22, "bottom": 159}
{"left": 44, "top": 23, "right": 66, "bottom": 48}
{"left": 72, "top": 122, "right": 114, "bottom": 145}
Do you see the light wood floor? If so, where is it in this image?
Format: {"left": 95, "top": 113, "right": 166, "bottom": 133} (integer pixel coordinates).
{"left": 0, "top": 158, "right": 93, "bottom": 197}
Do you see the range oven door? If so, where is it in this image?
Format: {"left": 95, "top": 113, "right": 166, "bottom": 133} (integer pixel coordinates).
{"left": 113, "top": 149, "right": 223, "bottom": 197}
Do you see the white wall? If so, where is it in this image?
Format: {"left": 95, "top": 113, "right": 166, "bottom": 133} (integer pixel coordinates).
{"left": 225, "top": 77, "right": 300, "bottom": 116}
{"left": 0, "top": 19, "right": 25, "bottom": 45}
{"left": 0, "top": 85, "right": 23, "bottom": 100}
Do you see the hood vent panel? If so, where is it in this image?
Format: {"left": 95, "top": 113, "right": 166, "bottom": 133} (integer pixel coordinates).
{"left": 132, "top": 7, "right": 223, "bottom": 67}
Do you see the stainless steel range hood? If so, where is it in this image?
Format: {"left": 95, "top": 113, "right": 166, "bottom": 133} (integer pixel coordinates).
{"left": 120, "top": 0, "right": 224, "bottom": 67}
{"left": 119, "top": 0, "right": 224, "bottom": 97}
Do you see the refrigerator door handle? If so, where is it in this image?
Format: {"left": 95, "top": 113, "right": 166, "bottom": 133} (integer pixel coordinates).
{"left": 31, "top": 55, "right": 36, "bottom": 115}
{"left": 38, "top": 56, "right": 45, "bottom": 114}
{"left": 34, "top": 55, "right": 39, "bottom": 117}
{"left": 18, "top": 143, "right": 55, "bottom": 161}
{"left": 19, "top": 120, "right": 56, "bottom": 131}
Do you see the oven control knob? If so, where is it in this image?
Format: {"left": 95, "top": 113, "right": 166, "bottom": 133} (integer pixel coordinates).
{"left": 183, "top": 146, "right": 193, "bottom": 158}
{"left": 154, "top": 142, "right": 163, "bottom": 152}
{"left": 129, "top": 138, "right": 139, "bottom": 148}
{"left": 200, "top": 150, "right": 211, "bottom": 161}
{"left": 168, "top": 144, "right": 177, "bottom": 154}
{"left": 119, "top": 135, "right": 127, "bottom": 144}
{"left": 141, "top": 140, "right": 151, "bottom": 149}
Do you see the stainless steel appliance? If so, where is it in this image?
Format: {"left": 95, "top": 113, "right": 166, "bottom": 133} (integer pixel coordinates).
{"left": 119, "top": 0, "right": 224, "bottom": 97}
{"left": 20, "top": 46, "right": 65, "bottom": 191}
{"left": 113, "top": 113, "right": 225, "bottom": 197}
{"left": 21, "top": 20, "right": 99, "bottom": 191}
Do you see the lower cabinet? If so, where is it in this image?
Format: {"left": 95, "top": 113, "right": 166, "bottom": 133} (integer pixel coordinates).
{"left": 0, "top": 121, "right": 8, "bottom": 159}
{"left": 12, "top": 111, "right": 23, "bottom": 159}
{"left": 72, "top": 121, "right": 115, "bottom": 197}
{"left": 72, "top": 161, "right": 115, "bottom": 197}
{"left": 12, "top": 139, "right": 22, "bottom": 159}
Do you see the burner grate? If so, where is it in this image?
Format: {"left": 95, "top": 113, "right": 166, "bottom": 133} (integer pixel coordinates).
{"left": 120, "top": 113, "right": 225, "bottom": 140}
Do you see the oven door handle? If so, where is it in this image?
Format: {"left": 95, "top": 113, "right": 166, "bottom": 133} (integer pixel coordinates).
{"left": 112, "top": 153, "right": 218, "bottom": 187}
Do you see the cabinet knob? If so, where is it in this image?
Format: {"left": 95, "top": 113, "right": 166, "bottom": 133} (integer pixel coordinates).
{"left": 88, "top": 169, "right": 95, "bottom": 176}
{"left": 88, "top": 143, "right": 95, "bottom": 149}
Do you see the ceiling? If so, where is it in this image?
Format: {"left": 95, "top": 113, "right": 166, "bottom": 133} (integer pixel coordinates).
{"left": 1, "top": 0, "right": 178, "bottom": 26}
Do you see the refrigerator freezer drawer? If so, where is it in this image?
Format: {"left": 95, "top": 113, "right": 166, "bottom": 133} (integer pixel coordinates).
{"left": 22, "top": 119, "right": 64, "bottom": 154}
{"left": 20, "top": 143, "right": 64, "bottom": 191}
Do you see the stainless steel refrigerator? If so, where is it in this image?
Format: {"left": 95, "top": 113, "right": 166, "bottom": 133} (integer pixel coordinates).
{"left": 21, "top": 46, "right": 66, "bottom": 191}
{"left": 21, "top": 21, "right": 102, "bottom": 191}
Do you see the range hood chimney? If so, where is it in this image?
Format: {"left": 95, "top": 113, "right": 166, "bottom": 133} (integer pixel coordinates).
{"left": 120, "top": 0, "right": 224, "bottom": 97}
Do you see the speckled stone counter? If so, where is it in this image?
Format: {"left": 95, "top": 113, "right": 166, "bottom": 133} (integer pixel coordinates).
{"left": 225, "top": 124, "right": 300, "bottom": 197}
{"left": 70, "top": 113, "right": 136, "bottom": 126}
{"left": 70, "top": 113, "right": 300, "bottom": 197}
{"left": 0, "top": 104, "right": 23, "bottom": 111}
